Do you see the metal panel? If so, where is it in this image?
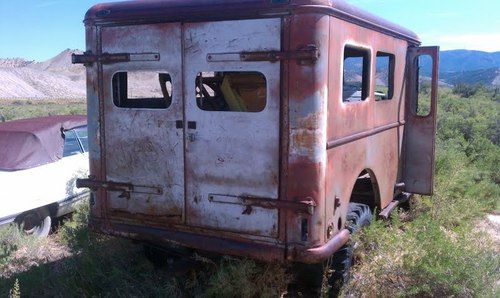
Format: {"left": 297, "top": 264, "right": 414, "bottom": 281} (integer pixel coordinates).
{"left": 324, "top": 15, "right": 409, "bottom": 248}
{"left": 183, "top": 19, "right": 281, "bottom": 237}
{"left": 403, "top": 46, "right": 439, "bottom": 195}
{"left": 83, "top": 0, "right": 421, "bottom": 45}
{"left": 100, "top": 23, "right": 185, "bottom": 224}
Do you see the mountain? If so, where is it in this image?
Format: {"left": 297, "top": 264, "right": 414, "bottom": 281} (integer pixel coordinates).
{"left": 438, "top": 50, "right": 500, "bottom": 73}
{"left": 440, "top": 68, "right": 500, "bottom": 86}
{"left": 0, "top": 49, "right": 85, "bottom": 99}
{"left": 1, "top": 48, "right": 499, "bottom": 100}
{"left": 420, "top": 50, "right": 500, "bottom": 86}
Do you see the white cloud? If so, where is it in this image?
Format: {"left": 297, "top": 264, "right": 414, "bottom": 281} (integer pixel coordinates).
{"left": 421, "top": 33, "right": 500, "bottom": 52}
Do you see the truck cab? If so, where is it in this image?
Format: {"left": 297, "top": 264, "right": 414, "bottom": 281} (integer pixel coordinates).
{"left": 75, "top": 0, "right": 438, "bottom": 264}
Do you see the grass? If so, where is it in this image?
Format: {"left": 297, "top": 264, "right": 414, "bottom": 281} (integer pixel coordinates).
{"left": 0, "top": 205, "right": 290, "bottom": 297}
{"left": 0, "top": 86, "right": 498, "bottom": 296}
{"left": 0, "top": 99, "right": 86, "bottom": 121}
{"left": 343, "top": 86, "right": 500, "bottom": 297}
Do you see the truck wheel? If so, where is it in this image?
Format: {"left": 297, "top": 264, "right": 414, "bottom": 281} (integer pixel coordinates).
{"left": 16, "top": 208, "right": 52, "bottom": 237}
{"left": 328, "top": 202, "right": 372, "bottom": 295}
{"left": 291, "top": 203, "right": 372, "bottom": 296}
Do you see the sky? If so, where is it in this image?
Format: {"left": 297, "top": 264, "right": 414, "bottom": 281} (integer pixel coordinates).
{"left": 0, "top": 0, "right": 498, "bottom": 61}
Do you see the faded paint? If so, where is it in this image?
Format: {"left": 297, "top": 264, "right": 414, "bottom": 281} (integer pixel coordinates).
{"left": 183, "top": 19, "right": 281, "bottom": 238}
{"left": 77, "top": 0, "right": 438, "bottom": 264}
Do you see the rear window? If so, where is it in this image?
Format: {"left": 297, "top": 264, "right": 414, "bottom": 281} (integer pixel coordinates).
{"left": 112, "top": 71, "right": 172, "bottom": 109}
{"left": 195, "top": 71, "right": 266, "bottom": 112}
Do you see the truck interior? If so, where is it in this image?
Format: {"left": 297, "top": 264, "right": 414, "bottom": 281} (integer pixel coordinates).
{"left": 195, "top": 71, "right": 267, "bottom": 112}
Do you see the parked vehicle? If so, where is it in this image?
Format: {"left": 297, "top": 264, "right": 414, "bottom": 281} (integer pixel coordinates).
{"left": 74, "top": 0, "right": 438, "bottom": 288}
{"left": 0, "top": 115, "right": 89, "bottom": 237}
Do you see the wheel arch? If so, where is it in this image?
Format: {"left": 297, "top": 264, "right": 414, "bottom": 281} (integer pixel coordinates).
{"left": 348, "top": 168, "right": 381, "bottom": 211}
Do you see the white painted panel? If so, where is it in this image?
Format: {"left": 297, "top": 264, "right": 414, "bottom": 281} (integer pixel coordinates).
{"left": 101, "top": 24, "right": 185, "bottom": 221}
{"left": 0, "top": 153, "right": 88, "bottom": 219}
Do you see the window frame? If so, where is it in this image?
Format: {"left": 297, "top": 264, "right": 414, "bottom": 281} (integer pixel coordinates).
{"left": 194, "top": 71, "right": 268, "bottom": 113}
{"left": 111, "top": 70, "right": 173, "bottom": 109}
{"left": 374, "top": 51, "right": 395, "bottom": 101}
{"left": 342, "top": 45, "right": 371, "bottom": 103}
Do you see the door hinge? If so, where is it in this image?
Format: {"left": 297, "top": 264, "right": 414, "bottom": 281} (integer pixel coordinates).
{"left": 71, "top": 51, "right": 160, "bottom": 66}
{"left": 206, "top": 45, "right": 319, "bottom": 64}
{"left": 76, "top": 178, "right": 163, "bottom": 196}
{"left": 208, "top": 194, "right": 316, "bottom": 215}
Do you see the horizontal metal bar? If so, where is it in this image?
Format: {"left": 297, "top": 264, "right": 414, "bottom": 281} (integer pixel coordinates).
{"left": 208, "top": 194, "right": 316, "bottom": 215}
{"left": 379, "top": 192, "right": 411, "bottom": 219}
{"left": 72, "top": 52, "right": 160, "bottom": 65}
{"left": 206, "top": 45, "right": 319, "bottom": 63}
{"left": 327, "top": 120, "right": 404, "bottom": 149}
{"left": 76, "top": 179, "right": 162, "bottom": 195}
{"left": 90, "top": 218, "right": 286, "bottom": 262}
{"left": 379, "top": 200, "right": 399, "bottom": 219}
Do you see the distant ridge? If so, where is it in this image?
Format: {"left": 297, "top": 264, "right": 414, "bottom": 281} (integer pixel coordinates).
{"left": 0, "top": 49, "right": 85, "bottom": 99}
{"left": 438, "top": 50, "right": 500, "bottom": 73}
{"left": 420, "top": 49, "right": 500, "bottom": 86}
{"left": 0, "top": 48, "right": 499, "bottom": 100}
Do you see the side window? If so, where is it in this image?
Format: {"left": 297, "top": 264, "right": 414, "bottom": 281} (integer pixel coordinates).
{"left": 375, "top": 52, "right": 395, "bottom": 101}
{"left": 415, "top": 55, "right": 433, "bottom": 116}
{"left": 195, "top": 71, "right": 266, "bottom": 112}
{"left": 343, "top": 46, "right": 370, "bottom": 102}
{"left": 63, "top": 130, "right": 82, "bottom": 157}
{"left": 112, "top": 71, "right": 172, "bottom": 109}
{"left": 74, "top": 126, "right": 88, "bottom": 153}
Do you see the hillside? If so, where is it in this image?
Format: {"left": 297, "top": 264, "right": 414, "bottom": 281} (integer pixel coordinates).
{"left": 0, "top": 48, "right": 499, "bottom": 100}
{"left": 441, "top": 67, "right": 500, "bottom": 86}
{"left": 0, "top": 49, "right": 85, "bottom": 99}
{"left": 421, "top": 50, "right": 500, "bottom": 86}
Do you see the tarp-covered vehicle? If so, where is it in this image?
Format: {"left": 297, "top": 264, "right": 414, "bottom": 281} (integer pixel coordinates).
{"left": 0, "top": 115, "right": 89, "bottom": 236}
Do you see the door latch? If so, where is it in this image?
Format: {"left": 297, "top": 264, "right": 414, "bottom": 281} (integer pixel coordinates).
{"left": 72, "top": 51, "right": 160, "bottom": 66}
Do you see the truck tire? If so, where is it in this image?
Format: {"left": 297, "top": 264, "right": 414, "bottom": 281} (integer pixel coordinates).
{"left": 292, "top": 203, "right": 372, "bottom": 296}
{"left": 16, "top": 207, "right": 52, "bottom": 237}
{"left": 328, "top": 202, "right": 372, "bottom": 295}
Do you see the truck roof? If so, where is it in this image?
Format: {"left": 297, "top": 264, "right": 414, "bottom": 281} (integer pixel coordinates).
{"left": 84, "top": 0, "right": 420, "bottom": 44}
{"left": 0, "top": 115, "right": 87, "bottom": 171}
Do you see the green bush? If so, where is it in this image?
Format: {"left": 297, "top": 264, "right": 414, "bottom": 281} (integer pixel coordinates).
{"left": 343, "top": 86, "right": 500, "bottom": 297}
{"left": 0, "top": 99, "right": 86, "bottom": 121}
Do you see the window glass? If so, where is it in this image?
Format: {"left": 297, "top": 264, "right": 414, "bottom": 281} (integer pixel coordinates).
{"left": 415, "top": 55, "right": 433, "bottom": 116}
{"left": 375, "top": 52, "right": 395, "bottom": 101}
{"left": 74, "top": 126, "right": 88, "bottom": 153}
{"left": 343, "top": 46, "right": 370, "bottom": 102}
{"left": 112, "top": 71, "right": 172, "bottom": 109}
{"left": 63, "top": 130, "right": 82, "bottom": 157}
{"left": 195, "top": 72, "right": 266, "bottom": 112}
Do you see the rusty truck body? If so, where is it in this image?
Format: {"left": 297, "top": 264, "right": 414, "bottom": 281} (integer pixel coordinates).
{"left": 75, "top": 0, "right": 439, "bottom": 265}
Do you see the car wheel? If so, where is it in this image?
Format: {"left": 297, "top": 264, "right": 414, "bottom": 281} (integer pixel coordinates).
{"left": 17, "top": 207, "right": 52, "bottom": 237}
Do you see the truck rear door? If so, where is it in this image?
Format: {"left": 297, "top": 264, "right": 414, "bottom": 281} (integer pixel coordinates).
{"left": 100, "top": 23, "right": 185, "bottom": 224}
{"left": 403, "top": 46, "right": 439, "bottom": 195}
{"left": 183, "top": 19, "right": 281, "bottom": 238}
